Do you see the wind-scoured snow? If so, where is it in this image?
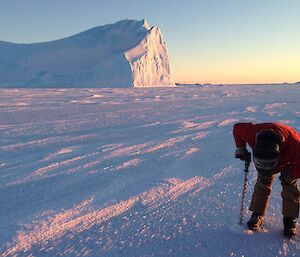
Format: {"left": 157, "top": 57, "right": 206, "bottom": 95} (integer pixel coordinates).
{"left": 0, "top": 19, "right": 174, "bottom": 88}
{"left": 1, "top": 84, "right": 300, "bottom": 256}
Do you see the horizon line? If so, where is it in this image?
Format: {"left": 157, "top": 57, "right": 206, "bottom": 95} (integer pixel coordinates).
{"left": 175, "top": 81, "right": 300, "bottom": 86}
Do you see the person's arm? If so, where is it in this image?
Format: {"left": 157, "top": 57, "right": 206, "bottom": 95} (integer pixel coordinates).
{"left": 233, "top": 123, "right": 247, "bottom": 148}
{"left": 233, "top": 123, "right": 251, "bottom": 162}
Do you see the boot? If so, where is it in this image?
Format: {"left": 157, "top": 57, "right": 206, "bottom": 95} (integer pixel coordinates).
{"left": 283, "top": 216, "right": 297, "bottom": 238}
{"left": 247, "top": 212, "right": 264, "bottom": 231}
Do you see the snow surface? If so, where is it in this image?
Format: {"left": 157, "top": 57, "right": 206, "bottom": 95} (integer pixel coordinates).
{"left": 0, "top": 19, "right": 174, "bottom": 88}
{"left": 1, "top": 84, "right": 300, "bottom": 256}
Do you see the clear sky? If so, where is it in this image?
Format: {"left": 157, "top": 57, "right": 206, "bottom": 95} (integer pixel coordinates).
{"left": 1, "top": 0, "right": 299, "bottom": 84}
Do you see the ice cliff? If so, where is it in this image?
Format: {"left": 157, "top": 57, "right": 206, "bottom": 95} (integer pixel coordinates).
{"left": 0, "top": 19, "right": 175, "bottom": 88}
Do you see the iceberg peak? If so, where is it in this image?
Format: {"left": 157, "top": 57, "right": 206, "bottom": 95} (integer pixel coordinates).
{"left": 141, "top": 19, "right": 150, "bottom": 30}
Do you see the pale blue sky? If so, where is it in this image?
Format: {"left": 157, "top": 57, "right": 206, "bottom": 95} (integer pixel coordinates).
{"left": 1, "top": 0, "right": 300, "bottom": 83}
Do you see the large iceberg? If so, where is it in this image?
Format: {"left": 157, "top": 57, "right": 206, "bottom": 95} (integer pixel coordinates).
{"left": 0, "top": 19, "right": 175, "bottom": 88}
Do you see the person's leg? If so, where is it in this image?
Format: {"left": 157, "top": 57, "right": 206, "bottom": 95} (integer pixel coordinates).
{"left": 280, "top": 172, "right": 299, "bottom": 237}
{"left": 249, "top": 174, "right": 275, "bottom": 215}
{"left": 280, "top": 173, "right": 299, "bottom": 218}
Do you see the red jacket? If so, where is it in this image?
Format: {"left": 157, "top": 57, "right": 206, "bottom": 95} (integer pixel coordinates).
{"left": 233, "top": 122, "right": 300, "bottom": 179}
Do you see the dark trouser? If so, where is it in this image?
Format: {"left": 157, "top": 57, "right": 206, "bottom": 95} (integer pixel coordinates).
{"left": 249, "top": 173, "right": 300, "bottom": 218}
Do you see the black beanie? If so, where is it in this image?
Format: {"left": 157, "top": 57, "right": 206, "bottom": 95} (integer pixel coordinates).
{"left": 253, "top": 130, "right": 281, "bottom": 159}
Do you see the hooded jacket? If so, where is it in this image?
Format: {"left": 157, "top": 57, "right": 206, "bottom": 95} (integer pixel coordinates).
{"left": 233, "top": 122, "right": 300, "bottom": 179}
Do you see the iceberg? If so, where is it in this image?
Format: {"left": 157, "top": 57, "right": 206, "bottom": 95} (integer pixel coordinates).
{"left": 0, "top": 19, "right": 175, "bottom": 88}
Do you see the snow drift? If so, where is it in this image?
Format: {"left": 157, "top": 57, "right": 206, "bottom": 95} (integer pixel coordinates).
{"left": 0, "top": 19, "right": 174, "bottom": 88}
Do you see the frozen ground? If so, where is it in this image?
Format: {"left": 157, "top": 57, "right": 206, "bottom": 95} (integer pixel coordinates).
{"left": 0, "top": 84, "right": 300, "bottom": 256}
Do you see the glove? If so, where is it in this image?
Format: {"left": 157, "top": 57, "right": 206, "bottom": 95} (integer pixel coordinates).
{"left": 235, "top": 146, "right": 251, "bottom": 163}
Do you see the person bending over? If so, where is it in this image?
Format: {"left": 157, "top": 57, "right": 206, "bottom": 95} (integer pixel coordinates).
{"left": 233, "top": 122, "right": 300, "bottom": 238}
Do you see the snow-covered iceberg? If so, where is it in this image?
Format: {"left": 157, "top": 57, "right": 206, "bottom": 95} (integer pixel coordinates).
{"left": 0, "top": 19, "right": 175, "bottom": 88}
